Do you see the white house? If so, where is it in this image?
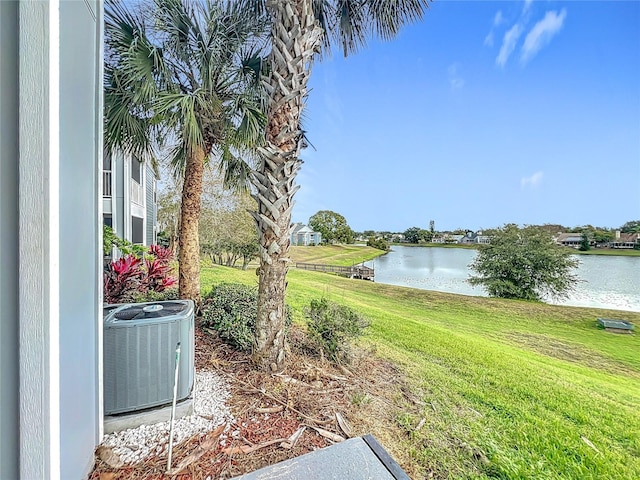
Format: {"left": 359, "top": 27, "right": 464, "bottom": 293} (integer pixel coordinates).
{"left": 103, "top": 150, "right": 158, "bottom": 247}
{"left": 1, "top": 1, "right": 103, "bottom": 478}
{"left": 290, "top": 223, "right": 322, "bottom": 246}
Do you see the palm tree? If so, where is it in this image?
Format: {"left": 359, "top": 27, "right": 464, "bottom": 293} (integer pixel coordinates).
{"left": 104, "top": 0, "right": 267, "bottom": 304}
{"left": 248, "top": 0, "right": 430, "bottom": 371}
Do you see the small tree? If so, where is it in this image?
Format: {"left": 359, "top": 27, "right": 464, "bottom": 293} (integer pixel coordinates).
{"left": 620, "top": 220, "right": 640, "bottom": 233}
{"left": 309, "top": 210, "right": 354, "bottom": 244}
{"left": 469, "top": 224, "right": 579, "bottom": 301}
{"left": 579, "top": 232, "right": 591, "bottom": 251}
{"left": 304, "top": 298, "right": 369, "bottom": 364}
{"left": 403, "top": 227, "right": 423, "bottom": 244}
{"left": 367, "top": 236, "right": 389, "bottom": 251}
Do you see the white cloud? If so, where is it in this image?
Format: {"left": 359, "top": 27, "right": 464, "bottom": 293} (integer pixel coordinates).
{"left": 523, "top": 0, "right": 534, "bottom": 13}
{"left": 484, "top": 10, "right": 504, "bottom": 47}
{"left": 448, "top": 63, "right": 465, "bottom": 90}
{"left": 521, "top": 171, "right": 544, "bottom": 189}
{"left": 496, "top": 24, "right": 523, "bottom": 67}
{"left": 484, "top": 31, "right": 494, "bottom": 47}
{"left": 521, "top": 9, "right": 567, "bottom": 64}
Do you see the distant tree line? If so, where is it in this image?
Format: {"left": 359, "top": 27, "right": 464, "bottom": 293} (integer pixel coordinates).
{"left": 356, "top": 220, "right": 640, "bottom": 246}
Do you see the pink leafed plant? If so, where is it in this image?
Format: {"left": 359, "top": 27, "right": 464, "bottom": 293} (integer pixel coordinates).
{"left": 104, "top": 245, "right": 177, "bottom": 304}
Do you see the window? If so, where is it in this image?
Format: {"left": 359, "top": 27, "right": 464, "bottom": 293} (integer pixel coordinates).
{"left": 103, "top": 150, "right": 112, "bottom": 171}
{"left": 103, "top": 214, "right": 112, "bottom": 228}
{"left": 132, "top": 156, "right": 141, "bottom": 183}
{"left": 132, "top": 216, "right": 144, "bottom": 244}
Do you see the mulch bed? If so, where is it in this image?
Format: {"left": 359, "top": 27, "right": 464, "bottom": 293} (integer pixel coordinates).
{"left": 90, "top": 325, "right": 412, "bottom": 480}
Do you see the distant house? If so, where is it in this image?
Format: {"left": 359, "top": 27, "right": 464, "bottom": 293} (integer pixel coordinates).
{"left": 476, "top": 233, "right": 491, "bottom": 244}
{"left": 555, "top": 233, "right": 583, "bottom": 248}
{"left": 290, "top": 223, "right": 322, "bottom": 246}
{"left": 459, "top": 231, "right": 491, "bottom": 245}
{"left": 103, "top": 150, "right": 158, "bottom": 249}
{"left": 608, "top": 231, "right": 640, "bottom": 249}
{"left": 460, "top": 231, "right": 478, "bottom": 244}
{"left": 448, "top": 234, "right": 465, "bottom": 243}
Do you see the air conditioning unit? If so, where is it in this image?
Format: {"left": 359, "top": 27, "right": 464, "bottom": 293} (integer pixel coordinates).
{"left": 103, "top": 300, "right": 195, "bottom": 416}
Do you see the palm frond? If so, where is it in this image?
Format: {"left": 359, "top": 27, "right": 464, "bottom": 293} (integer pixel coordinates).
{"left": 313, "top": 0, "right": 430, "bottom": 58}
{"left": 105, "top": 0, "right": 269, "bottom": 183}
{"left": 367, "top": 0, "right": 430, "bottom": 40}
{"left": 217, "top": 145, "right": 253, "bottom": 192}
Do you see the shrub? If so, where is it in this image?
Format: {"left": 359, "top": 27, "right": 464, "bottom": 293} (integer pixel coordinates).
{"left": 202, "top": 283, "right": 292, "bottom": 352}
{"left": 103, "top": 224, "right": 146, "bottom": 258}
{"left": 103, "top": 255, "right": 143, "bottom": 304}
{"left": 366, "top": 236, "right": 390, "bottom": 251}
{"left": 304, "top": 297, "right": 370, "bottom": 363}
{"left": 128, "top": 287, "right": 179, "bottom": 304}
{"left": 103, "top": 245, "right": 177, "bottom": 304}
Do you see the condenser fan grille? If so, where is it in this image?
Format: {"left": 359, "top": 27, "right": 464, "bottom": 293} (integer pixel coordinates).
{"left": 114, "top": 302, "right": 187, "bottom": 320}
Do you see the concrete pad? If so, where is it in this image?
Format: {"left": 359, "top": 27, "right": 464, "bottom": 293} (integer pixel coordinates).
{"left": 232, "top": 435, "right": 410, "bottom": 480}
{"left": 104, "top": 398, "right": 193, "bottom": 434}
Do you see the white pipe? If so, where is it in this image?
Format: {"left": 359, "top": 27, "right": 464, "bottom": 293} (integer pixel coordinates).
{"left": 166, "top": 342, "right": 181, "bottom": 473}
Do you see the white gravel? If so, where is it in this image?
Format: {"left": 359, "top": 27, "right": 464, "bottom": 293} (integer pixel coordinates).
{"left": 101, "top": 370, "right": 232, "bottom": 465}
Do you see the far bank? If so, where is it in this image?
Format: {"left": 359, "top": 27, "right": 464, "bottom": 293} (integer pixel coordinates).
{"left": 392, "top": 242, "right": 640, "bottom": 256}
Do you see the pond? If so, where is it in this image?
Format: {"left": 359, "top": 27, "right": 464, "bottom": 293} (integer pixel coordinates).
{"left": 367, "top": 246, "right": 640, "bottom": 312}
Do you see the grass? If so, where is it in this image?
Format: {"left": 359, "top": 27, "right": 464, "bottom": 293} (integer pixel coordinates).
{"left": 289, "top": 244, "right": 385, "bottom": 266}
{"left": 200, "top": 256, "right": 640, "bottom": 479}
{"left": 571, "top": 248, "right": 640, "bottom": 257}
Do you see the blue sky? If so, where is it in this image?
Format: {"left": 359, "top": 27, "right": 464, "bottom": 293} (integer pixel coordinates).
{"left": 292, "top": 0, "right": 640, "bottom": 233}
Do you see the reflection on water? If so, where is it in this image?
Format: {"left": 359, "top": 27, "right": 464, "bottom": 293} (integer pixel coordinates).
{"left": 367, "top": 246, "right": 640, "bottom": 312}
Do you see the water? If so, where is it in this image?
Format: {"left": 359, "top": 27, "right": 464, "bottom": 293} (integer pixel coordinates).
{"left": 367, "top": 246, "right": 640, "bottom": 312}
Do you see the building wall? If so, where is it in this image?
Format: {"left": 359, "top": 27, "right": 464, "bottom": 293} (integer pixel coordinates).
{"left": 1, "top": 1, "right": 102, "bottom": 478}
{"left": 59, "top": 1, "right": 102, "bottom": 478}
{"left": 114, "top": 150, "right": 126, "bottom": 238}
{"left": 0, "top": 2, "right": 20, "bottom": 478}
{"left": 106, "top": 151, "right": 157, "bottom": 247}
{"left": 146, "top": 164, "right": 156, "bottom": 246}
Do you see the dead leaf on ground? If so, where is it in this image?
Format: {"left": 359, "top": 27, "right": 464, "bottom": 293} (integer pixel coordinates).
{"left": 96, "top": 446, "right": 124, "bottom": 469}
{"left": 167, "top": 424, "right": 225, "bottom": 475}
{"left": 581, "top": 436, "right": 601, "bottom": 454}
{"left": 222, "top": 438, "right": 287, "bottom": 455}
{"left": 308, "top": 425, "right": 345, "bottom": 443}
{"left": 335, "top": 412, "right": 353, "bottom": 438}
{"left": 281, "top": 426, "right": 306, "bottom": 449}
{"left": 255, "top": 405, "right": 284, "bottom": 414}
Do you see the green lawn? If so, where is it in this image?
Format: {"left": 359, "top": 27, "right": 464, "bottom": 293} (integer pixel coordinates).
{"left": 200, "top": 263, "right": 640, "bottom": 479}
{"left": 290, "top": 244, "right": 385, "bottom": 266}
{"left": 571, "top": 248, "right": 640, "bottom": 257}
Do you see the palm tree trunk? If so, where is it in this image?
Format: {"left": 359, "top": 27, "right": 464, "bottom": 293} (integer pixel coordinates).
{"left": 178, "top": 145, "right": 206, "bottom": 305}
{"left": 251, "top": 0, "right": 322, "bottom": 371}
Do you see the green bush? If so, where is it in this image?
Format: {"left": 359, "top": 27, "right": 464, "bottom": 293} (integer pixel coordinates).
{"left": 366, "top": 236, "right": 390, "bottom": 251}
{"left": 126, "top": 287, "right": 179, "bottom": 304}
{"left": 202, "top": 283, "right": 292, "bottom": 351}
{"left": 304, "top": 297, "right": 370, "bottom": 363}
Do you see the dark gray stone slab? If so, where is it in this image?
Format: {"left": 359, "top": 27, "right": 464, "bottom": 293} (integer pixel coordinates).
{"left": 232, "top": 437, "right": 401, "bottom": 480}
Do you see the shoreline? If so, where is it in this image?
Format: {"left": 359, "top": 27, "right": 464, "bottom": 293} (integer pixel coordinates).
{"left": 390, "top": 242, "right": 640, "bottom": 257}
